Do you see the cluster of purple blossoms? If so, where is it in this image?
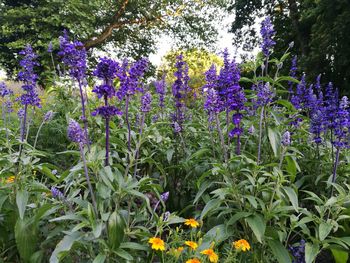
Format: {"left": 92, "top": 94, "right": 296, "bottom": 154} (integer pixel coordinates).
{"left": 51, "top": 186, "right": 64, "bottom": 200}
{"left": 203, "top": 65, "right": 221, "bottom": 122}
{"left": 116, "top": 58, "right": 149, "bottom": 100}
{"left": 260, "top": 16, "right": 276, "bottom": 57}
{"left": 0, "top": 82, "right": 13, "bottom": 97}
{"left": 91, "top": 106, "right": 122, "bottom": 118}
{"left": 333, "top": 96, "right": 350, "bottom": 148}
{"left": 92, "top": 57, "right": 122, "bottom": 118}
{"left": 171, "top": 54, "right": 189, "bottom": 132}
{"left": 288, "top": 56, "right": 298, "bottom": 92}
{"left": 289, "top": 240, "right": 305, "bottom": 263}
{"left": 154, "top": 74, "right": 166, "bottom": 109}
{"left": 17, "top": 45, "right": 41, "bottom": 107}
{"left": 44, "top": 110, "right": 54, "bottom": 122}
{"left": 67, "top": 119, "right": 88, "bottom": 145}
{"left": 140, "top": 92, "right": 152, "bottom": 112}
{"left": 58, "top": 31, "right": 87, "bottom": 81}
{"left": 281, "top": 131, "right": 291, "bottom": 146}
{"left": 256, "top": 82, "right": 274, "bottom": 107}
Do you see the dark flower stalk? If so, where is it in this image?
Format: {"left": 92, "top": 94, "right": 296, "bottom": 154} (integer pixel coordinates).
{"left": 58, "top": 31, "right": 90, "bottom": 150}
{"left": 92, "top": 57, "right": 121, "bottom": 166}
{"left": 134, "top": 91, "right": 152, "bottom": 178}
{"left": 0, "top": 82, "right": 13, "bottom": 142}
{"left": 116, "top": 58, "right": 148, "bottom": 164}
{"left": 16, "top": 45, "right": 41, "bottom": 142}
{"left": 67, "top": 119, "right": 97, "bottom": 214}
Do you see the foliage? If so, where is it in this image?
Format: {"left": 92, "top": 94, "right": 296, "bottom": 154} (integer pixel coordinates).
{"left": 0, "top": 0, "right": 225, "bottom": 83}
{"left": 1, "top": 14, "right": 350, "bottom": 263}
{"left": 229, "top": 0, "right": 350, "bottom": 94}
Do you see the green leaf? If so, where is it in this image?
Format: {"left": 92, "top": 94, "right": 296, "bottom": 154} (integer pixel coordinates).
{"left": 267, "top": 239, "right": 292, "bottom": 263}
{"left": 226, "top": 212, "right": 252, "bottom": 226}
{"left": 166, "top": 149, "right": 174, "bottom": 163}
{"left": 93, "top": 253, "right": 106, "bottom": 263}
{"left": 305, "top": 242, "right": 319, "bottom": 263}
{"left": 114, "top": 248, "right": 133, "bottom": 261}
{"left": 49, "top": 233, "right": 81, "bottom": 263}
{"left": 15, "top": 218, "right": 38, "bottom": 263}
{"left": 284, "top": 186, "right": 299, "bottom": 211}
{"left": 245, "top": 215, "right": 266, "bottom": 243}
{"left": 319, "top": 222, "right": 333, "bottom": 241}
{"left": 120, "top": 242, "right": 148, "bottom": 251}
{"left": 194, "top": 181, "right": 213, "bottom": 204}
{"left": 200, "top": 199, "right": 221, "bottom": 220}
{"left": 268, "top": 127, "right": 279, "bottom": 157}
{"left": 16, "top": 190, "right": 29, "bottom": 220}
{"left": 331, "top": 249, "right": 349, "bottom": 263}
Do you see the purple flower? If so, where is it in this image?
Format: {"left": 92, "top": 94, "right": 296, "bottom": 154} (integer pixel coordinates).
{"left": 44, "top": 110, "right": 54, "bottom": 122}
{"left": 160, "top": 191, "right": 169, "bottom": 202}
{"left": 323, "top": 82, "right": 339, "bottom": 131}
{"left": 58, "top": 31, "right": 87, "bottom": 81}
{"left": 17, "top": 45, "right": 41, "bottom": 107}
{"left": 141, "top": 91, "right": 152, "bottom": 112}
{"left": 91, "top": 106, "right": 122, "bottom": 118}
{"left": 93, "top": 57, "right": 119, "bottom": 82}
{"left": 67, "top": 119, "right": 88, "bottom": 145}
{"left": 281, "top": 131, "right": 291, "bottom": 146}
{"left": 51, "top": 186, "right": 64, "bottom": 199}
{"left": 48, "top": 42, "right": 53, "bottom": 53}
{"left": 288, "top": 56, "right": 298, "bottom": 93}
{"left": 172, "top": 54, "right": 188, "bottom": 131}
{"left": 256, "top": 82, "right": 274, "bottom": 106}
{"left": 289, "top": 240, "right": 305, "bottom": 263}
{"left": 260, "top": 16, "right": 276, "bottom": 57}
{"left": 4, "top": 100, "right": 13, "bottom": 113}
{"left": 333, "top": 96, "right": 350, "bottom": 148}
{"left": 154, "top": 74, "right": 166, "bottom": 108}
{"left": 92, "top": 84, "right": 115, "bottom": 99}
{"left": 248, "top": 125, "right": 255, "bottom": 135}
{"left": 116, "top": 58, "right": 149, "bottom": 100}
{"left": 18, "top": 108, "right": 25, "bottom": 118}
{"left": 0, "top": 82, "right": 12, "bottom": 97}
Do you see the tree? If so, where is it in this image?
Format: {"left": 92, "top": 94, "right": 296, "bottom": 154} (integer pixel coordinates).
{"left": 158, "top": 48, "right": 223, "bottom": 93}
{"left": 0, "top": 0, "right": 224, "bottom": 80}
{"left": 228, "top": 0, "right": 350, "bottom": 94}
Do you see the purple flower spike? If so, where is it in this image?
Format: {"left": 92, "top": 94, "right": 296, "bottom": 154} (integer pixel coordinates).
{"left": 51, "top": 186, "right": 64, "bottom": 199}
{"left": 91, "top": 106, "right": 122, "bottom": 118}
{"left": 67, "top": 119, "right": 88, "bottom": 145}
{"left": 93, "top": 57, "right": 119, "bottom": 81}
{"left": 281, "top": 131, "right": 291, "bottom": 147}
{"left": 44, "top": 111, "right": 54, "bottom": 122}
{"left": 141, "top": 92, "right": 152, "bottom": 112}
{"left": 154, "top": 74, "right": 166, "bottom": 109}
{"left": 160, "top": 191, "right": 169, "bottom": 202}
{"left": 260, "top": 16, "right": 276, "bottom": 57}
{"left": 0, "top": 82, "right": 13, "bottom": 97}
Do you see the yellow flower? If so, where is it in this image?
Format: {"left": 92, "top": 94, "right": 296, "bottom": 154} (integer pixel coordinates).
{"left": 6, "top": 176, "right": 15, "bottom": 184}
{"left": 186, "top": 258, "right": 201, "bottom": 263}
{"left": 185, "top": 218, "right": 200, "bottom": 228}
{"left": 185, "top": 241, "right": 198, "bottom": 250}
{"left": 176, "top": 246, "right": 184, "bottom": 252}
{"left": 148, "top": 237, "right": 165, "bottom": 251}
{"left": 201, "top": 248, "right": 219, "bottom": 263}
{"left": 233, "top": 239, "right": 251, "bottom": 252}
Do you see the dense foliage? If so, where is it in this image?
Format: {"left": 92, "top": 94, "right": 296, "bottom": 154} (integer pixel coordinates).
{"left": 1, "top": 15, "right": 350, "bottom": 263}
{"left": 0, "top": 0, "right": 224, "bottom": 81}
{"left": 229, "top": 0, "right": 350, "bottom": 94}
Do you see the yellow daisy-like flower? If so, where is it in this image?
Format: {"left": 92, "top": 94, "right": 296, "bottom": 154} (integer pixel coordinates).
{"left": 176, "top": 246, "right": 184, "bottom": 252}
{"left": 233, "top": 239, "right": 251, "bottom": 252}
{"left": 201, "top": 248, "right": 219, "bottom": 263}
{"left": 185, "top": 218, "right": 200, "bottom": 228}
{"left": 186, "top": 258, "right": 201, "bottom": 263}
{"left": 185, "top": 241, "right": 198, "bottom": 250}
{"left": 148, "top": 237, "right": 165, "bottom": 251}
{"left": 5, "top": 176, "right": 15, "bottom": 184}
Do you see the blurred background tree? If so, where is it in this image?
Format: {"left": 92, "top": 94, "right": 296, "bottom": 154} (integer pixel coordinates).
{"left": 0, "top": 0, "right": 225, "bottom": 82}
{"left": 228, "top": 0, "right": 350, "bottom": 94}
{"left": 158, "top": 48, "right": 223, "bottom": 94}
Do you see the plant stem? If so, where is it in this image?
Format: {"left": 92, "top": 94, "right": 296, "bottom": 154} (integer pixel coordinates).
{"left": 21, "top": 104, "right": 28, "bottom": 142}
{"left": 78, "top": 79, "right": 90, "bottom": 151}
{"left": 215, "top": 113, "right": 228, "bottom": 163}
{"left": 104, "top": 95, "right": 110, "bottom": 167}
{"left": 330, "top": 147, "right": 340, "bottom": 198}
{"left": 279, "top": 147, "right": 286, "bottom": 170}
{"left": 125, "top": 95, "right": 131, "bottom": 161}
{"left": 133, "top": 113, "right": 145, "bottom": 178}
{"left": 79, "top": 144, "right": 97, "bottom": 214}
{"left": 257, "top": 106, "right": 264, "bottom": 164}
{"left": 33, "top": 121, "right": 45, "bottom": 149}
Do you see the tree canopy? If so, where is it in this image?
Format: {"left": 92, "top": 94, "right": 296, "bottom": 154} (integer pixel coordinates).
{"left": 229, "top": 0, "right": 350, "bottom": 94}
{"left": 0, "top": 0, "right": 224, "bottom": 79}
